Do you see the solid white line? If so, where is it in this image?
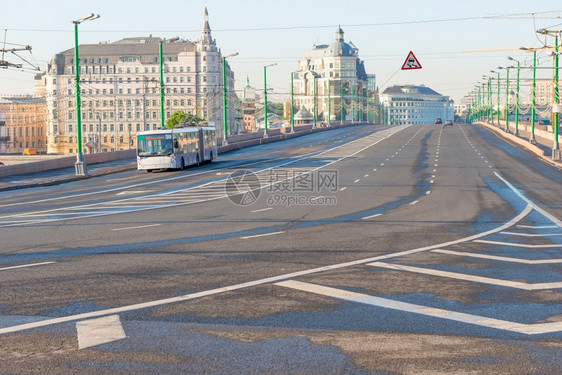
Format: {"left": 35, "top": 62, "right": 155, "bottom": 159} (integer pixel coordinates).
{"left": 362, "top": 213, "right": 382, "bottom": 220}
{"left": 0, "top": 203, "right": 533, "bottom": 336}
{"left": 0, "top": 262, "right": 56, "bottom": 271}
{"left": 431, "top": 249, "right": 562, "bottom": 264}
{"left": 367, "top": 262, "right": 562, "bottom": 290}
{"left": 241, "top": 231, "right": 285, "bottom": 239}
{"left": 500, "top": 231, "right": 562, "bottom": 237}
{"left": 250, "top": 207, "right": 274, "bottom": 213}
{"left": 410, "top": 200, "right": 419, "bottom": 205}
{"left": 516, "top": 225, "right": 558, "bottom": 229}
{"left": 275, "top": 280, "right": 562, "bottom": 335}
{"left": 473, "top": 240, "right": 562, "bottom": 248}
{"left": 112, "top": 224, "right": 162, "bottom": 231}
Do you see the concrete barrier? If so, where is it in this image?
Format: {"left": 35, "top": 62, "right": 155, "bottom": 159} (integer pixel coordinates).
{"left": 0, "top": 149, "right": 137, "bottom": 178}
{"left": 0, "top": 123, "right": 375, "bottom": 178}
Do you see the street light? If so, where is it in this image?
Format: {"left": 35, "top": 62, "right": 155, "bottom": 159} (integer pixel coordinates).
{"left": 159, "top": 37, "right": 179, "bottom": 129}
{"left": 520, "top": 47, "right": 538, "bottom": 144}
{"left": 72, "top": 13, "right": 100, "bottom": 176}
{"left": 491, "top": 70, "right": 500, "bottom": 126}
{"left": 263, "top": 63, "right": 277, "bottom": 138}
{"left": 221, "top": 52, "right": 238, "bottom": 145}
{"left": 507, "top": 57, "right": 521, "bottom": 136}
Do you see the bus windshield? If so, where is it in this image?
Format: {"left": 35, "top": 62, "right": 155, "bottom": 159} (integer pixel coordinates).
{"left": 137, "top": 133, "right": 174, "bottom": 157}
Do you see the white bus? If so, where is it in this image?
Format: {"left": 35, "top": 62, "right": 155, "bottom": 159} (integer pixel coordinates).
{"left": 136, "top": 126, "right": 217, "bottom": 172}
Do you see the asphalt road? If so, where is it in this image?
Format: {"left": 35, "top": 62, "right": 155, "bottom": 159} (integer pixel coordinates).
{"left": 0, "top": 123, "right": 561, "bottom": 374}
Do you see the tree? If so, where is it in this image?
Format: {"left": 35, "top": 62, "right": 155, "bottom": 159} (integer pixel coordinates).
{"left": 165, "top": 111, "right": 206, "bottom": 129}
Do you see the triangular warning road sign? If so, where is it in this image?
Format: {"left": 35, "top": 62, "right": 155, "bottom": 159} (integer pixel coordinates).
{"left": 401, "top": 51, "right": 422, "bottom": 70}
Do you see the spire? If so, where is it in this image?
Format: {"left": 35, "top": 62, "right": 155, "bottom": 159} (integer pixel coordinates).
{"left": 335, "top": 25, "right": 344, "bottom": 42}
{"left": 200, "top": 6, "right": 214, "bottom": 46}
{"left": 203, "top": 6, "right": 211, "bottom": 33}
{"left": 246, "top": 75, "right": 250, "bottom": 88}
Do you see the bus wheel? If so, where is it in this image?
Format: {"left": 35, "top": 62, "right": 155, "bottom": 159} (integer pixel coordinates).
{"left": 147, "top": 169, "right": 153, "bottom": 173}
{"left": 196, "top": 155, "right": 200, "bottom": 166}
{"left": 209, "top": 151, "right": 213, "bottom": 162}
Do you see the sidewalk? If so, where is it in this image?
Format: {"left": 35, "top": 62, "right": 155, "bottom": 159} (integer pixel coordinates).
{"left": 0, "top": 159, "right": 137, "bottom": 192}
{"left": 476, "top": 121, "right": 562, "bottom": 168}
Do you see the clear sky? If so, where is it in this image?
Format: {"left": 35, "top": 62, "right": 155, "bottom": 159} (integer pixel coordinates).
{"left": 1, "top": 0, "right": 561, "bottom": 103}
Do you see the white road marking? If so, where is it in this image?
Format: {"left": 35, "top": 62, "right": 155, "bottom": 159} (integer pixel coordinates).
{"left": 516, "top": 225, "right": 558, "bottom": 229}
{"left": 339, "top": 187, "right": 348, "bottom": 191}
{"left": 410, "top": 200, "right": 419, "bottom": 205}
{"left": 367, "top": 262, "right": 562, "bottom": 290}
{"left": 473, "top": 240, "right": 562, "bottom": 248}
{"left": 76, "top": 315, "right": 126, "bottom": 350}
{"left": 373, "top": 168, "right": 377, "bottom": 171}
{"left": 362, "top": 213, "right": 382, "bottom": 220}
{"left": 115, "top": 190, "right": 152, "bottom": 196}
{"left": 241, "top": 231, "right": 285, "bottom": 239}
{"left": 380, "top": 163, "right": 385, "bottom": 166}
{"left": 431, "top": 249, "right": 562, "bottom": 264}
{"left": 250, "top": 207, "right": 274, "bottom": 213}
{"left": 500, "top": 231, "right": 562, "bottom": 237}
{"left": 112, "top": 224, "right": 162, "bottom": 231}
{"left": 426, "top": 191, "right": 431, "bottom": 195}
{"left": 107, "top": 176, "right": 137, "bottom": 182}
{"left": 354, "top": 179, "right": 361, "bottom": 183}
{"left": 0, "top": 203, "right": 535, "bottom": 336}
{"left": 0, "top": 262, "right": 56, "bottom": 271}
{"left": 275, "top": 280, "right": 562, "bottom": 335}
{"left": 364, "top": 174, "right": 369, "bottom": 177}
{"left": 430, "top": 180, "right": 434, "bottom": 184}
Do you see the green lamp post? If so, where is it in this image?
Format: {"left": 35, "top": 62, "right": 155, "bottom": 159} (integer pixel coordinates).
{"left": 263, "top": 63, "right": 277, "bottom": 138}
{"left": 221, "top": 52, "right": 238, "bottom": 146}
{"left": 159, "top": 37, "right": 179, "bottom": 129}
{"left": 72, "top": 13, "right": 100, "bottom": 176}
{"left": 508, "top": 57, "right": 521, "bottom": 136}
{"left": 491, "top": 70, "right": 500, "bottom": 126}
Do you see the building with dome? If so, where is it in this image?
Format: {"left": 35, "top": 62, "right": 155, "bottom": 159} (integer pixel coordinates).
{"left": 292, "top": 27, "right": 376, "bottom": 124}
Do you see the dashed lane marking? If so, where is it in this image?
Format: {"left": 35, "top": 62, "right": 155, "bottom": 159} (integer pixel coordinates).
{"left": 361, "top": 213, "right": 382, "bottom": 220}
{"left": 112, "top": 224, "right": 162, "bottom": 231}
{"left": 250, "top": 207, "right": 274, "bottom": 213}
{"left": 76, "top": 315, "right": 126, "bottom": 350}
{"left": 241, "top": 231, "right": 285, "bottom": 239}
{"left": 0, "top": 262, "right": 56, "bottom": 272}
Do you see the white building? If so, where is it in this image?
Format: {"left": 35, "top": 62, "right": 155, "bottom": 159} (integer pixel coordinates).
{"left": 380, "top": 85, "right": 454, "bottom": 125}
{"left": 42, "top": 8, "right": 238, "bottom": 155}
{"left": 292, "top": 27, "right": 375, "bottom": 124}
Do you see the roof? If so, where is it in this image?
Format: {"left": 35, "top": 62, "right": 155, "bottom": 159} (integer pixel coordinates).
{"left": 382, "top": 85, "right": 443, "bottom": 97}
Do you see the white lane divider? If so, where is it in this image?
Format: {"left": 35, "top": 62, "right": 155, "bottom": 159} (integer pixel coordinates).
{"left": 361, "top": 213, "right": 382, "bottom": 220}
{"left": 367, "top": 261, "right": 562, "bottom": 290}
{"left": 0, "top": 262, "right": 56, "bottom": 271}
{"left": 275, "top": 280, "right": 562, "bottom": 335}
{"left": 76, "top": 315, "right": 126, "bottom": 350}
{"left": 250, "top": 207, "right": 274, "bottom": 213}
{"left": 241, "top": 231, "right": 285, "bottom": 239}
{"left": 112, "top": 224, "right": 162, "bottom": 231}
{"left": 431, "top": 249, "right": 562, "bottom": 264}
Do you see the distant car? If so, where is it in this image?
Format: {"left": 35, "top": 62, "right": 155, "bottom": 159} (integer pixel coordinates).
{"left": 435, "top": 118, "right": 442, "bottom": 124}
{"left": 445, "top": 120, "right": 453, "bottom": 126}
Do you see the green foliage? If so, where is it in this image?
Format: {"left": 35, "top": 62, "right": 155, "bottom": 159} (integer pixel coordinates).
{"left": 165, "top": 111, "right": 206, "bottom": 129}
